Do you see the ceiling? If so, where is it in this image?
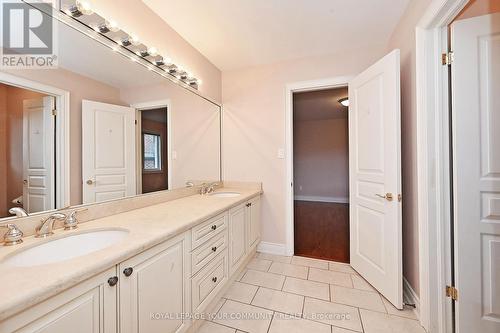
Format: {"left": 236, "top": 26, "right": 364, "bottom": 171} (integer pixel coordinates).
{"left": 293, "top": 87, "right": 348, "bottom": 121}
{"left": 142, "top": 0, "right": 410, "bottom": 71}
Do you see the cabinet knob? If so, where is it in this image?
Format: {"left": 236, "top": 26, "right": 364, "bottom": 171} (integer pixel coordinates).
{"left": 108, "top": 276, "right": 119, "bottom": 286}
{"left": 212, "top": 246, "right": 217, "bottom": 252}
{"left": 123, "top": 267, "right": 133, "bottom": 277}
{"left": 212, "top": 277, "right": 218, "bottom": 283}
{"left": 211, "top": 225, "right": 217, "bottom": 230}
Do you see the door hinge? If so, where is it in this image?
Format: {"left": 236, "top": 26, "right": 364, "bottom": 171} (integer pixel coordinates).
{"left": 446, "top": 285, "right": 458, "bottom": 300}
{"left": 442, "top": 52, "right": 454, "bottom": 66}
{"left": 134, "top": 119, "right": 138, "bottom": 125}
{"left": 398, "top": 194, "right": 402, "bottom": 202}
{"left": 51, "top": 109, "right": 57, "bottom": 116}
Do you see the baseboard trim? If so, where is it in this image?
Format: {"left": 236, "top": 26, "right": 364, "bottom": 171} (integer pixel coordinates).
{"left": 294, "top": 195, "right": 349, "bottom": 204}
{"left": 257, "top": 241, "right": 287, "bottom": 256}
{"left": 403, "top": 277, "right": 420, "bottom": 320}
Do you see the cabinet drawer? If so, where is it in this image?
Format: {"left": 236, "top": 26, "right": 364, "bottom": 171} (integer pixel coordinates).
{"left": 191, "top": 230, "right": 228, "bottom": 275}
{"left": 192, "top": 212, "right": 228, "bottom": 249}
{"left": 192, "top": 250, "right": 228, "bottom": 313}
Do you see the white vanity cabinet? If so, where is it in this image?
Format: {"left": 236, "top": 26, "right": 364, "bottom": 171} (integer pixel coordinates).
{"left": 0, "top": 267, "right": 118, "bottom": 333}
{"left": 1, "top": 194, "right": 262, "bottom": 333}
{"left": 246, "top": 196, "right": 261, "bottom": 250}
{"left": 119, "top": 232, "right": 191, "bottom": 333}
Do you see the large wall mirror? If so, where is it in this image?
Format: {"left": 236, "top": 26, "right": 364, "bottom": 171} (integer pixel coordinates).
{"left": 0, "top": 2, "right": 221, "bottom": 220}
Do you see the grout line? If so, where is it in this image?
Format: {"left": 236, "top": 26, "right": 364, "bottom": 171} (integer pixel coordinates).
{"left": 250, "top": 286, "right": 260, "bottom": 305}
{"left": 266, "top": 311, "right": 274, "bottom": 333}
{"left": 301, "top": 294, "right": 306, "bottom": 319}
{"left": 329, "top": 283, "right": 332, "bottom": 302}
{"left": 358, "top": 307, "right": 366, "bottom": 333}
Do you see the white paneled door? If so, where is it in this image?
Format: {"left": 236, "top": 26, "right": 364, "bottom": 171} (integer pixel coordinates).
{"left": 451, "top": 13, "right": 500, "bottom": 333}
{"left": 82, "top": 100, "right": 136, "bottom": 204}
{"left": 348, "top": 50, "right": 402, "bottom": 309}
{"left": 22, "top": 97, "right": 55, "bottom": 213}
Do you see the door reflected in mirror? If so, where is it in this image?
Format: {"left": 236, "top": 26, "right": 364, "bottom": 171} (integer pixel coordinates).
{"left": 0, "top": 8, "right": 221, "bottom": 220}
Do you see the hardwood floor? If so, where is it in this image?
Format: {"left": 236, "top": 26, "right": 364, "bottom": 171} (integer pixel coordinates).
{"left": 294, "top": 200, "right": 349, "bottom": 263}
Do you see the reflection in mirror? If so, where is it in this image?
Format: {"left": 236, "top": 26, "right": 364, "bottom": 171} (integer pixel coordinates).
{"left": 0, "top": 7, "right": 221, "bottom": 219}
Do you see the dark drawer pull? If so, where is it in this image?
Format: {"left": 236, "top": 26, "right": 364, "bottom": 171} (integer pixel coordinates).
{"left": 108, "top": 276, "right": 118, "bottom": 287}
{"left": 211, "top": 225, "right": 217, "bottom": 230}
{"left": 212, "top": 277, "right": 218, "bottom": 283}
{"left": 123, "top": 267, "right": 133, "bottom": 277}
{"left": 212, "top": 246, "right": 217, "bottom": 252}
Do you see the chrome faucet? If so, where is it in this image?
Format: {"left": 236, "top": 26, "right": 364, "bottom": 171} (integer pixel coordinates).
{"left": 200, "top": 182, "right": 220, "bottom": 195}
{"left": 35, "top": 213, "right": 66, "bottom": 238}
{"left": 9, "top": 207, "right": 28, "bottom": 217}
{"left": 0, "top": 224, "right": 23, "bottom": 246}
{"left": 64, "top": 209, "right": 88, "bottom": 230}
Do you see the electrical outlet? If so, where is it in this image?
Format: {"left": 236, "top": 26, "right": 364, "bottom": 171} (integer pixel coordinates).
{"left": 277, "top": 148, "right": 285, "bottom": 159}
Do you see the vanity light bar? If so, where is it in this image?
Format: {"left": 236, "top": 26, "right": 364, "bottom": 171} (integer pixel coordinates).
{"left": 61, "top": 0, "right": 202, "bottom": 89}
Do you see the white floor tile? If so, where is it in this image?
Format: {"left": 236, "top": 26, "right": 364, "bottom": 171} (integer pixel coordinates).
{"left": 303, "top": 297, "right": 363, "bottom": 332}
{"left": 360, "top": 309, "right": 426, "bottom": 333}
{"left": 291, "top": 256, "right": 329, "bottom": 269}
{"left": 282, "top": 277, "right": 330, "bottom": 300}
{"left": 308, "top": 267, "right": 353, "bottom": 288}
{"left": 214, "top": 300, "right": 273, "bottom": 333}
{"left": 329, "top": 262, "right": 357, "bottom": 274}
{"left": 381, "top": 297, "right": 418, "bottom": 320}
{"left": 198, "top": 320, "right": 236, "bottom": 333}
{"left": 269, "top": 262, "right": 308, "bottom": 279}
{"left": 257, "top": 252, "right": 292, "bottom": 263}
{"left": 268, "top": 313, "right": 330, "bottom": 333}
{"left": 331, "top": 285, "right": 385, "bottom": 312}
{"left": 224, "top": 281, "right": 258, "bottom": 304}
{"left": 251, "top": 287, "right": 304, "bottom": 315}
{"left": 241, "top": 270, "right": 285, "bottom": 290}
{"left": 246, "top": 258, "right": 273, "bottom": 271}
{"left": 351, "top": 274, "right": 376, "bottom": 292}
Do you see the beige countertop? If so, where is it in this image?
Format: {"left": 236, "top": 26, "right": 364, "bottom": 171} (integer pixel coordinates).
{"left": 0, "top": 187, "right": 261, "bottom": 321}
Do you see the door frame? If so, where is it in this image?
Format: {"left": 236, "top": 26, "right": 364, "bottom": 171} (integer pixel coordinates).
{"left": 0, "top": 72, "right": 71, "bottom": 212}
{"left": 132, "top": 100, "right": 172, "bottom": 195}
{"left": 284, "top": 76, "right": 353, "bottom": 256}
{"left": 415, "top": 0, "right": 469, "bottom": 331}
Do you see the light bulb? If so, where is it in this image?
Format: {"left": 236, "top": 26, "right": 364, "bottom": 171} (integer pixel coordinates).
{"left": 130, "top": 34, "right": 140, "bottom": 46}
{"left": 148, "top": 47, "right": 158, "bottom": 57}
{"left": 106, "top": 20, "right": 119, "bottom": 32}
{"left": 76, "top": 1, "right": 93, "bottom": 15}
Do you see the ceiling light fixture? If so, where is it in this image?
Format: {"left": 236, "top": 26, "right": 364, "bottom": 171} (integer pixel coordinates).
{"left": 338, "top": 97, "right": 349, "bottom": 107}
{"left": 61, "top": 1, "right": 202, "bottom": 90}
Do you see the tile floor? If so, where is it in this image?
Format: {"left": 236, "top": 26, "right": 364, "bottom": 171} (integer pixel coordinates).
{"left": 197, "top": 253, "right": 427, "bottom": 333}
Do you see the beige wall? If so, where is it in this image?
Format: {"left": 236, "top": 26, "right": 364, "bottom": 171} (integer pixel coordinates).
{"left": 89, "top": 0, "right": 222, "bottom": 103}
{"left": 222, "top": 45, "right": 386, "bottom": 248}
{"left": 386, "top": 0, "right": 434, "bottom": 295}
{"left": 293, "top": 118, "right": 349, "bottom": 200}
{"left": 455, "top": 0, "right": 500, "bottom": 20}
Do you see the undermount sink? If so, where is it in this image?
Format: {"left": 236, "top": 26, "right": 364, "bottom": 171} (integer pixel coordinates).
{"left": 2, "top": 229, "right": 129, "bottom": 267}
{"left": 209, "top": 191, "right": 241, "bottom": 198}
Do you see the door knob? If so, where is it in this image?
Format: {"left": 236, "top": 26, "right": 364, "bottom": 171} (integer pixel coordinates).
{"left": 375, "top": 193, "right": 394, "bottom": 201}
{"left": 123, "top": 267, "right": 133, "bottom": 277}
{"left": 23, "top": 179, "right": 28, "bottom": 185}
{"left": 86, "top": 179, "right": 94, "bottom": 185}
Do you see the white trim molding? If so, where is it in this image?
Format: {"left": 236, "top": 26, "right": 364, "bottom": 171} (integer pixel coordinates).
{"left": 403, "top": 277, "right": 421, "bottom": 321}
{"left": 0, "top": 72, "right": 71, "bottom": 211}
{"left": 294, "top": 195, "right": 349, "bottom": 204}
{"left": 284, "top": 76, "right": 353, "bottom": 256}
{"left": 415, "top": 0, "right": 469, "bottom": 332}
{"left": 257, "top": 242, "right": 287, "bottom": 256}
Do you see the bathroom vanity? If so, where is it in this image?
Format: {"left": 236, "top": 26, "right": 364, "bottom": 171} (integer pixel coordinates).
{"left": 0, "top": 186, "right": 261, "bottom": 333}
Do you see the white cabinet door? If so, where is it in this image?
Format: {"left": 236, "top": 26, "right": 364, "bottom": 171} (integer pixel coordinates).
{"left": 348, "top": 49, "right": 402, "bottom": 309}
{"left": 119, "top": 232, "right": 191, "bottom": 333}
{"left": 246, "top": 197, "right": 261, "bottom": 249}
{"left": 22, "top": 97, "right": 55, "bottom": 213}
{"left": 229, "top": 203, "right": 247, "bottom": 275}
{"left": 0, "top": 268, "right": 117, "bottom": 333}
{"left": 82, "top": 100, "right": 136, "bottom": 204}
{"left": 451, "top": 12, "right": 500, "bottom": 333}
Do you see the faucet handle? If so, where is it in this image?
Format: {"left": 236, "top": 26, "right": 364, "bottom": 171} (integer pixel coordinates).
{"left": 36, "top": 213, "right": 67, "bottom": 238}
{"left": 64, "top": 208, "right": 88, "bottom": 230}
{"left": 0, "top": 223, "right": 23, "bottom": 246}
